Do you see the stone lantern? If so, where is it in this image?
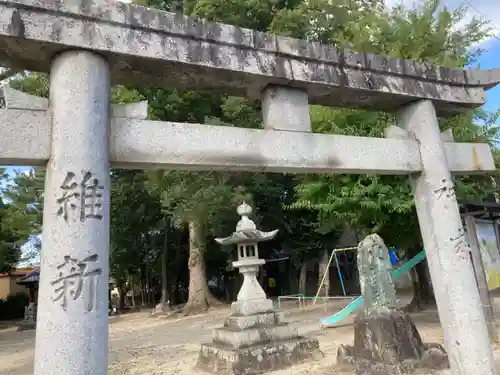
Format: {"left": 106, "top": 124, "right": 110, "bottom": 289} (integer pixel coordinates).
{"left": 215, "top": 202, "right": 278, "bottom": 315}
{"left": 197, "top": 203, "right": 320, "bottom": 375}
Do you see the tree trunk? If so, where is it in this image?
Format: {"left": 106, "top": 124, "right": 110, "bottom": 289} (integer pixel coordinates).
{"left": 289, "top": 262, "right": 299, "bottom": 295}
{"left": 317, "top": 250, "right": 330, "bottom": 297}
{"left": 129, "top": 276, "right": 136, "bottom": 308}
{"left": 299, "top": 262, "right": 308, "bottom": 296}
{"left": 258, "top": 267, "right": 265, "bottom": 288}
{"left": 183, "top": 219, "right": 220, "bottom": 315}
{"left": 144, "top": 264, "right": 150, "bottom": 305}
{"left": 155, "top": 228, "right": 170, "bottom": 313}
{"left": 118, "top": 281, "right": 126, "bottom": 311}
{"left": 141, "top": 278, "right": 145, "bottom": 306}
{"left": 406, "top": 246, "right": 435, "bottom": 311}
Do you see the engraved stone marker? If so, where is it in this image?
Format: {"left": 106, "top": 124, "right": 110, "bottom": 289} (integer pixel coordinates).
{"left": 338, "top": 234, "right": 449, "bottom": 375}
{"left": 357, "top": 234, "right": 398, "bottom": 316}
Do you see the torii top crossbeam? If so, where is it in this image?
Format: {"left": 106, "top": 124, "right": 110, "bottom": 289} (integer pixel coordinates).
{"left": 1, "top": 0, "right": 500, "bottom": 116}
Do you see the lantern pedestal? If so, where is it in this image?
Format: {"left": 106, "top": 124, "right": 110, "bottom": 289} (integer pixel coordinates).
{"left": 231, "top": 258, "right": 274, "bottom": 316}
{"left": 196, "top": 203, "right": 321, "bottom": 374}
{"left": 197, "top": 311, "right": 321, "bottom": 375}
{"left": 231, "top": 299, "right": 274, "bottom": 316}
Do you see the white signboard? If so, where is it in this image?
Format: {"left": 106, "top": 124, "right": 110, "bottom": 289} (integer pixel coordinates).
{"left": 475, "top": 219, "right": 500, "bottom": 291}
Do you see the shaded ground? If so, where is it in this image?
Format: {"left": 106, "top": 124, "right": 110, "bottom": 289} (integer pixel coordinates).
{"left": 2, "top": 297, "right": 500, "bottom": 375}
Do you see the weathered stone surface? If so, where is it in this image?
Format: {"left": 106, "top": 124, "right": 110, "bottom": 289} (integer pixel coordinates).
{"left": 199, "top": 306, "right": 320, "bottom": 373}
{"left": 0, "top": 109, "right": 495, "bottom": 174}
{"left": 197, "top": 203, "right": 319, "bottom": 374}
{"left": 214, "top": 323, "right": 298, "bottom": 349}
{"left": 262, "top": 86, "right": 311, "bottom": 132}
{"left": 2, "top": 85, "right": 48, "bottom": 110}
{"left": 0, "top": 0, "right": 499, "bottom": 115}
{"left": 17, "top": 320, "right": 36, "bottom": 331}
{"left": 224, "top": 311, "right": 286, "bottom": 330}
{"left": 107, "top": 118, "right": 495, "bottom": 175}
{"left": 17, "top": 303, "right": 36, "bottom": 332}
{"left": 217, "top": 203, "right": 278, "bottom": 319}
{"left": 357, "top": 234, "right": 398, "bottom": 316}
{"left": 197, "top": 338, "right": 321, "bottom": 375}
{"left": 231, "top": 299, "right": 274, "bottom": 316}
{"left": 110, "top": 101, "right": 148, "bottom": 119}
{"left": 34, "top": 50, "right": 110, "bottom": 375}
{"left": 354, "top": 310, "right": 423, "bottom": 363}
{"left": 337, "top": 310, "right": 449, "bottom": 375}
{"left": 337, "top": 344, "right": 355, "bottom": 366}
{"left": 398, "top": 100, "right": 496, "bottom": 375}
{"left": 0, "top": 109, "right": 51, "bottom": 165}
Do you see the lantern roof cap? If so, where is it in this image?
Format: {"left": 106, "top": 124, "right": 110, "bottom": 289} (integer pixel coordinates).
{"left": 236, "top": 202, "right": 256, "bottom": 232}
{"left": 214, "top": 202, "right": 279, "bottom": 245}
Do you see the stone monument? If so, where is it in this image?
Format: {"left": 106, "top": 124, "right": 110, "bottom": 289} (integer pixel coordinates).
{"left": 357, "top": 234, "right": 398, "bottom": 315}
{"left": 17, "top": 302, "right": 37, "bottom": 331}
{"left": 15, "top": 267, "right": 39, "bottom": 331}
{"left": 338, "top": 234, "right": 449, "bottom": 375}
{"left": 197, "top": 203, "right": 321, "bottom": 375}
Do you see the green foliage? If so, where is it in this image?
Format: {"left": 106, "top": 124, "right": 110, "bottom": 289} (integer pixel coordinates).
{"left": 9, "top": 72, "right": 49, "bottom": 97}
{"left": 0, "top": 169, "right": 44, "bottom": 272}
{"left": 283, "top": 0, "right": 497, "bottom": 249}
{"left": 184, "top": 0, "right": 303, "bottom": 31}
{"left": 0, "top": 291, "right": 30, "bottom": 320}
{"left": 110, "top": 170, "right": 164, "bottom": 282}
{"left": 0, "top": 196, "right": 23, "bottom": 273}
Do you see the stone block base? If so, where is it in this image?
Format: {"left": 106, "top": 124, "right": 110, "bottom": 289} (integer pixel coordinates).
{"left": 214, "top": 323, "right": 298, "bottom": 349}
{"left": 16, "top": 319, "right": 36, "bottom": 331}
{"left": 197, "top": 337, "right": 321, "bottom": 375}
{"left": 197, "top": 310, "right": 321, "bottom": 374}
{"left": 337, "top": 310, "right": 449, "bottom": 375}
{"left": 224, "top": 311, "right": 285, "bottom": 330}
{"left": 231, "top": 299, "right": 273, "bottom": 316}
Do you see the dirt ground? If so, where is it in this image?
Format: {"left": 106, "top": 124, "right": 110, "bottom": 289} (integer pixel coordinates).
{"left": 2, "top": 297, "right": 500, "bottom": 375}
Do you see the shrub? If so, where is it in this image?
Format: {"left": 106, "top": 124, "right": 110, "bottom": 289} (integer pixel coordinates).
{"left": 0, "top": 292, "right": 30, "bottom": 320}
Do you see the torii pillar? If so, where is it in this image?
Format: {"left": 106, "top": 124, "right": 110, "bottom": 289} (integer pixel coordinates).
{"left": 397, "top": 100, "right": 496, "bottom": 375}
{"left": 34, "top": 51, "right": 111, "bottom": 375}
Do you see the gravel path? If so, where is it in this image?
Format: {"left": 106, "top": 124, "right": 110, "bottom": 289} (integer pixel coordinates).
{"left": 1, "top": 298, "right": 500, "bottom": 375}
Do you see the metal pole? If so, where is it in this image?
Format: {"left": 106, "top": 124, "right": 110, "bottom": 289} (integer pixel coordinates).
{"left": 334, "top": 252, "right": 347, "bottom": 296}
{"left": 465, "top": 214, "right": 498, "bottom": 343}
{"left": 312, "top": 249, "right": 336, "bottom": 304}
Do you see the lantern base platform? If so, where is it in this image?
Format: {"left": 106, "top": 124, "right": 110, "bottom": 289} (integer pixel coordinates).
{"left": 197, "top": 310, "right": 321, "bottom": 374}
{"left": 231, "top": 299, "right": 273, "bottom": 316}
{"left": 197, "top": 337, "right": 321, "bottom": 375}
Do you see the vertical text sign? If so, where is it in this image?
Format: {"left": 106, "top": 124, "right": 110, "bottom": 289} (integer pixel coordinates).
{"left": 53, "top": 170, "right": 105, "bottom": 312}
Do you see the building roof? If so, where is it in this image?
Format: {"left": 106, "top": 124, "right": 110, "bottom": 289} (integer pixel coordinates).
{"left": 15, "top": 268, "right": 40, "bottom": 285}
{"left": 460, "top": 200, "right": 500, "bottom": 219}
{"left": 0, "top": 267, "right": 37, "bottom": 278}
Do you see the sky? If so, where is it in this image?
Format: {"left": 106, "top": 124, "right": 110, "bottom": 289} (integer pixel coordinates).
{"left": 384, "top": 0, "right": 500, "bottom": 113}
{"left": 385, "top": 0, "right": 500, "bottom": 31}
{"left": 475, "top": 37, "right": 500, "bottom": 114}
{"left": 2, "top": 0, "right": 500, "bottom": 265}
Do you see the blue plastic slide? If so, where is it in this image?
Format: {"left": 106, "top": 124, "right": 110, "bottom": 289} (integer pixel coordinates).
{"left": 319, "top": 250, "right": 427, "bottom": 327}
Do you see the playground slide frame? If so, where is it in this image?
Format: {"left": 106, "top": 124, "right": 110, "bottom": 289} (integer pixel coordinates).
{"left": 319, "top": 250, "right": 427, "bottom": 327}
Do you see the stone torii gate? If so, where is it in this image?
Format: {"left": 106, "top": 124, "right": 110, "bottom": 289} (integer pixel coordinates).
{"left": 0, "top": 0, "right": 499, "bottom": 374}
